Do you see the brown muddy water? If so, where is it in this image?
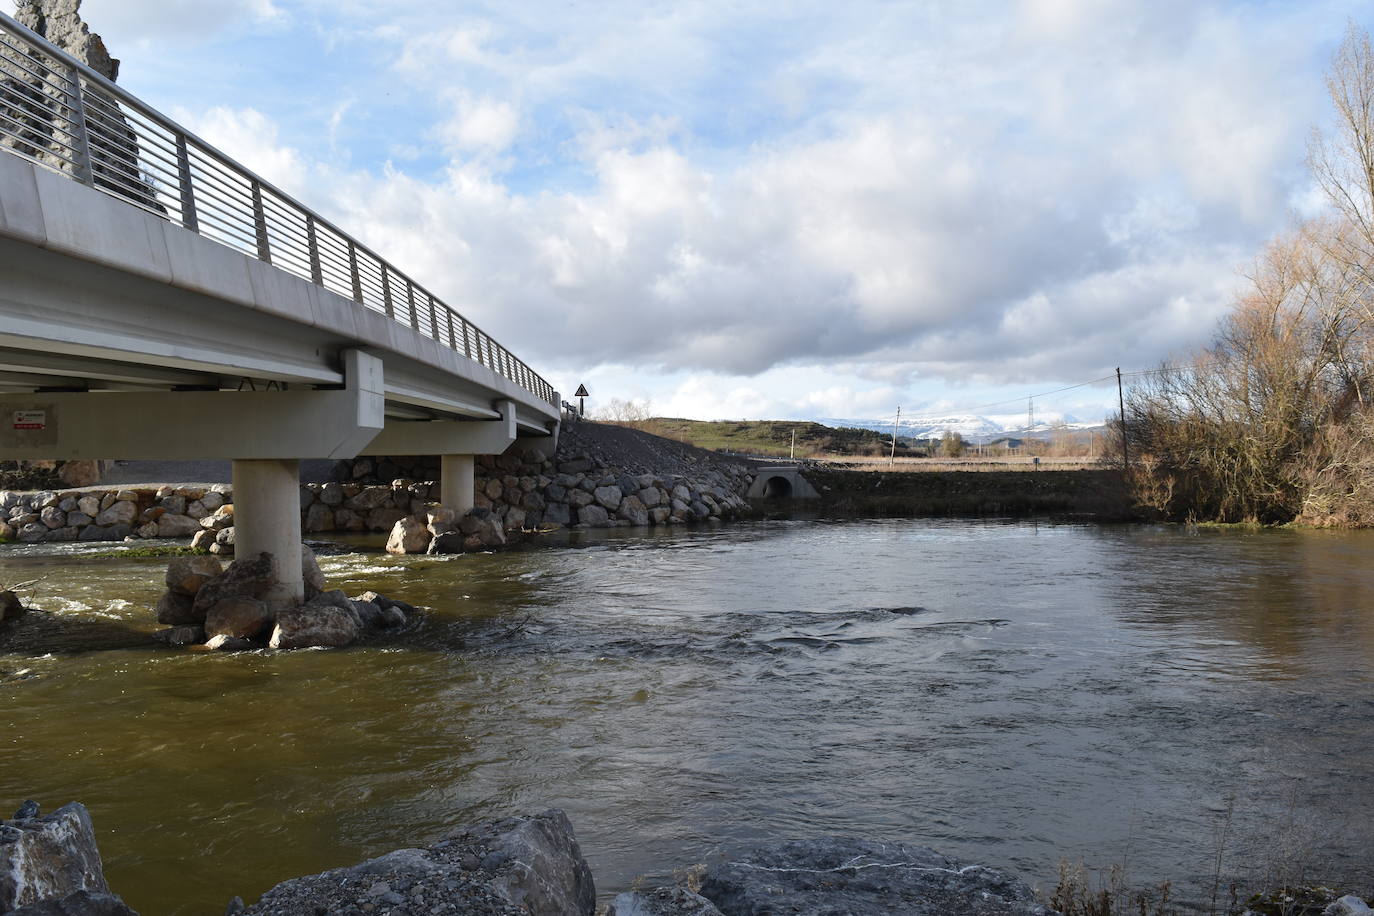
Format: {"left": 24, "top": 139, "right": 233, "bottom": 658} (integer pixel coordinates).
{"left": 1, "top": 519, "right": 1373, "bottom": 914}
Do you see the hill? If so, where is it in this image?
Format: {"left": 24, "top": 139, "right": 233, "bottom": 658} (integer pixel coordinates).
{"left": 628, "top": 418, "right": 901, "bottom": 458}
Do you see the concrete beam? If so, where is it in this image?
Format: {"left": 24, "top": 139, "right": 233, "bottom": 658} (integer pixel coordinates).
{"left": 0, "top": 349, "right": 384, "bottom": 460}
{"left": 360, "top": 399, "right": 518, "bottom": 456}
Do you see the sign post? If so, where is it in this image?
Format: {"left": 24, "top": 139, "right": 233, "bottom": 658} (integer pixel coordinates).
{"left": 574, "top": 384, "right": 589, "bottom": 418}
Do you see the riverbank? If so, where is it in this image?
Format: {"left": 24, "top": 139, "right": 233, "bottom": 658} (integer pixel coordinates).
{"left": 803, "top": 466, "right": 1132, "bottom": 519}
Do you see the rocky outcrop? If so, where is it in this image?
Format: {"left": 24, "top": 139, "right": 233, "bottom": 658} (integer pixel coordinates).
{"left": 0, "top": 800, "right": 134, "bottom": 914}
{"left": 242, "top": 809, "right": 594, "bottom": 916}
{"left": 694, "top": 838, "right": 1055, "bottom": 916}
{"left": 150, "top": 548, "right": 411, "bottom": 652}
{"left": 607, "top": 887, "right": 724, "bottom": 916}
{"left": 14, "top": 0, "right": 119, "bottom": 80}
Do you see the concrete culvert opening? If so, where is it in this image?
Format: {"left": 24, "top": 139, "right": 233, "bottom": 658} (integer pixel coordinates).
{"left": 763, "top": 475, "right": 793, "bottom": 498}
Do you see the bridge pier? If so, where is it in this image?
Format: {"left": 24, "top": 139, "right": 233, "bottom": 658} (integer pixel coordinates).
{"left": 440, "top": 454, "right": 475, "bottom": 515}
{"left": 231, "top": 458, "right": 304, "bottom": 605}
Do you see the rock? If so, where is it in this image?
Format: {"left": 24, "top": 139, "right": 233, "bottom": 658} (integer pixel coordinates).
{"left": 39, "top": 507, "right": 65, "bottom": 530}
{"left": 151, "top": 625, "right": 206, "bottom": 647}
{"left": 75, "top": 496, "right": 100, "bottom": 518}
{"left": 638, "top": 487, "right": 663, "bottom": 508}
{"left": 1, "top": 590, "right": 24, "bottom": 621}
{"left": 696, "top": 839, "right": 1054, "bottom": 916}
{"left": 190, "top": 529, "right": 216, "bottom": 551}
{"left": 449, "top": 809, "right": 596, "bottom": 916}
{"left": 607, "top": 887, "right": 724, "bottom": 916}
{"left": 192, "top": 552, "right": 273, "bottom": 617}
{"left": 344, "top": 488, "right": 391, "bottom": 511}
{"left": 366, "top": 507, "right": 407, "bottom": 532}
{"left": 154, "top": 590, "right": 200, "bottom": 625}
{"left": 204, "top": 597, "right": 272, "bottom": 640}
{"left": 347, "top": 599, "right": 383, "bottom": 628}
{"left": 154, "top": 513, "right": 200, "bottom": 538}
{"left": 0, "top": 521, "right": 14, "bottom": 541}
{"left": 18, "top": 523, "right": 47, "bottom": 543}
{"left": 300, "top": 546, "right": 326, "bottom": 593}
{"left": 269, "top": 605, "right": 360, "bottom": 650}
{"left": 204, "top": 634, "right": 258, "bottom": 652}
{"left": 504, "top": 507, "right": 527, "bottom": 531}
{"left": 94, "top": 501, "right": 136, "bottom": 527}
{"left": 1327, "top": 897, "right": 1374, "bottom": 916}
{"left": 385, "top": 517, "right": 432, "bottom": 555}
{"left": 133, "top": 523, "right": 157, "bottom": 539}
{"left": 166, "top": 556, "right": 224, "bottom": 596}
{"left": 426, "top": 506, "right": 457, "bottom": 536}
{"left": 319, "top": 482, "right": 344, "bottom": 507}
{"left": 6, "top": 889, "right": 137, "bottom": 915}
{"left": 157, "top": 495, "right": 187, "bottom": 516}
{"left": 199, "top": 492, "right": 225, "bottom": 513}
{"left": 427, "top": 531, "right": 467, "bottom": 554}
{"left": 593, "top": 486, "right": 623, "bottom": 510}
{"left": 567, "top": 488, "right": 595, "bottom": 509}
{"left": 214, "top": 527, "right": 236, "bottom": 548}
{"left": 544, "top": 503, "right": 571, "bottom": 528}
{"left": 57, "top": 460, "right": 103, "bottom": 488}
{"left": 617, "top": 495, "right": 649, "bottom": 526}
{"left": 302, "top": 503, "right": 333, "bottom": 533}
{"left": 0, "top": 802, "right": 113, "bottom": 911}
{"left": 577, "top": 505, "right": 610, "bottom": 527}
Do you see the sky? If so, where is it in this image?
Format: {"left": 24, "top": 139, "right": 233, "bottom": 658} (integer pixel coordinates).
{"left": 55, "top": 0, "right": 1374, "bottom": 422}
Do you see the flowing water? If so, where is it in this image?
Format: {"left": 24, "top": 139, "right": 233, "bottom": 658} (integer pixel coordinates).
{"left": 2, "top": 519, "right": 1373, "bottom": 914}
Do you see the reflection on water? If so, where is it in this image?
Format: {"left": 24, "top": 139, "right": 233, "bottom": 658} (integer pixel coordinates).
{"left": 2, "top": 520, "right": 1373, "bottom": 914}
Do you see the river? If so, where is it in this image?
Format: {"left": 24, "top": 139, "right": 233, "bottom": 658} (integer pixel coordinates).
{"left": 2, "top": 518, "right": 1372, "bottom": 914}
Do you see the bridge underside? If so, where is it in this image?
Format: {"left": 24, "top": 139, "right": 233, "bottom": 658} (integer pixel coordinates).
{"left": 0, "top": 151, "right": 560, "bottom": 596}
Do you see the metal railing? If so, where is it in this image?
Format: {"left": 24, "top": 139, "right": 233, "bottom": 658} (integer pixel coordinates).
{"left": 0, "top": 11, "right": 557, "bottom": 408}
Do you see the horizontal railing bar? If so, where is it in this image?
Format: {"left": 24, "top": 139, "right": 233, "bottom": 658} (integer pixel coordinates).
{"left": 0, "top": 10, "right": 559, "bottom": 407}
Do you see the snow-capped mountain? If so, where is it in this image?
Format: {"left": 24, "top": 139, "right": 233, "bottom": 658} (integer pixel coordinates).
{"left": 818, "top": 412, "right": 1106, "bottom": 444}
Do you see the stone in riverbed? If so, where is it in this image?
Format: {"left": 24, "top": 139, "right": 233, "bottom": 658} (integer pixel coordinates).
{"left": 0, "top": 801, "right": 115, "bottom": 911}
{"left": 93, "top": 501, "right": 136, "bottom": 527}
{"left": 385, "top": 517, "right": 431, "bottom": 555}
{"left": 696, "top": 838, "right": 1054, "bottom": 916}
{"left": 269, "top": 604, "right": 359, "bottom": 650}
{"left": 1, "top": 590, "right": 24, "bottom": 621}
{"left": 152, "top": 625, "right": 205, "bottom": 647}
{"left": 204, "top": 634, "right": 258, "bottom": 651}
{"left": 203, "top": 597, "right": 272, "bottom": 640}
{"left": 165, "top": 556, "right": 223, "bottom": 596}
{"left": 191, "top": 552, "right": 274, "bottom": 618}
{"left": 154, "top": 590, "right": 199, "bottom": 625}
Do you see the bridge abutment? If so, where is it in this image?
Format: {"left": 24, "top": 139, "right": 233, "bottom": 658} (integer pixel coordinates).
{"left": 231, "top": 458, "right": 305, "bottom": 605}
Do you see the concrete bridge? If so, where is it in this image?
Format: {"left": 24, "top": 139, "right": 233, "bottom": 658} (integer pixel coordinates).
{"left": 0, "top": 12, "right": 559, "bottom": 597}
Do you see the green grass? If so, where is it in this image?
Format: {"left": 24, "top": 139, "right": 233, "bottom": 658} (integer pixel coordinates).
{"left": 83, "top": 545, "right": 209, "bottom": 559}
{"left": 632, "top": 418, "right": 902, "bottom": 457}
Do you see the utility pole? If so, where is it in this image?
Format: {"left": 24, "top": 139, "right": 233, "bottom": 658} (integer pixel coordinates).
{"left": 790, "top": 428, "right": 796, "bottom": 461}
{"left": 890, "top": 406, "right": 900, "bottom": 467}
{"left": 1116, "top": 367, "right": 1129, "bottom": 472}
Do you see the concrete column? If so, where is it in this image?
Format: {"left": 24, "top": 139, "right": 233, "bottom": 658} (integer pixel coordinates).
{"left": 231, "top": 458, "right": 304, "bottom": 604}
{"left": 440, "top": 454, "right": 475, "bottom": 514}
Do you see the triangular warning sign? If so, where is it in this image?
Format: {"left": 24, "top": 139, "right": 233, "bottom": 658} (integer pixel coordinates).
{"left": 574, "top": 384, "right": 589, "bottom": 397}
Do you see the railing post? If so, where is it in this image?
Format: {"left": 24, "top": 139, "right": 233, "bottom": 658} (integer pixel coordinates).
{"left": 445, "top": 309, "right": 457, "bottom": 350}
{"left": 347, "top": 241, "right": 363, "bottom": 303}
{"left": 174, "top": 133, "right": 198, "bottom": 233}
{"left": 428, "top": 294, "right": 440, "bottom": 340}
{"left": 462, "top": 319, "right": 472, "bottom": 359}
{"left": 250, "top": 181, "right": 271, "bottom": 263}
{"left": 381, "top": 268, "right": 394, "bottom": 319}
{"left": 406, "top": 281, "right": 419, "bottom": 331}
{"left": 306, "top": 215, "right": 323, "bottom": 286}
{"left": 64, "top": 66, "right": 95, "bottom": 187}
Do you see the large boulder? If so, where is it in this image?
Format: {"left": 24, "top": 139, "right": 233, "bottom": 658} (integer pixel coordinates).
{"left": 696, "top": 839, "right": 1055, "bottom": 916}
{"left": 203, "top": 597, "right": 271, "bottom": 641}
{"left": 164, "top": 556, "right": 223, "bottom": 597}
{"left": 153, "top": 590, "right": 199, "bottom": 625}
{"left": 155, "top": 514, "right": 200, "bottom": 538}
{"left": 269, "top": 605, "right": 360, "bottom": 650}
{"left": 1, "top": 590, "right": 24, "bottom": 622}
{"left": 0, "top": 801, "right": 121, "bottom": 912}
{"left": 191, "top": 553, "right": 276, "bottom": 618}
{"left": 56, "top": 460, "right": 103, "bottom": 488}
{"left": 300, "top": 546, "right": 326, "bottom": 594}
{"left": 385, "top": 517, "right": 432, "bottom": 555}
{"left": 243, "top": 809, "right": 593, "bottom": 916}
